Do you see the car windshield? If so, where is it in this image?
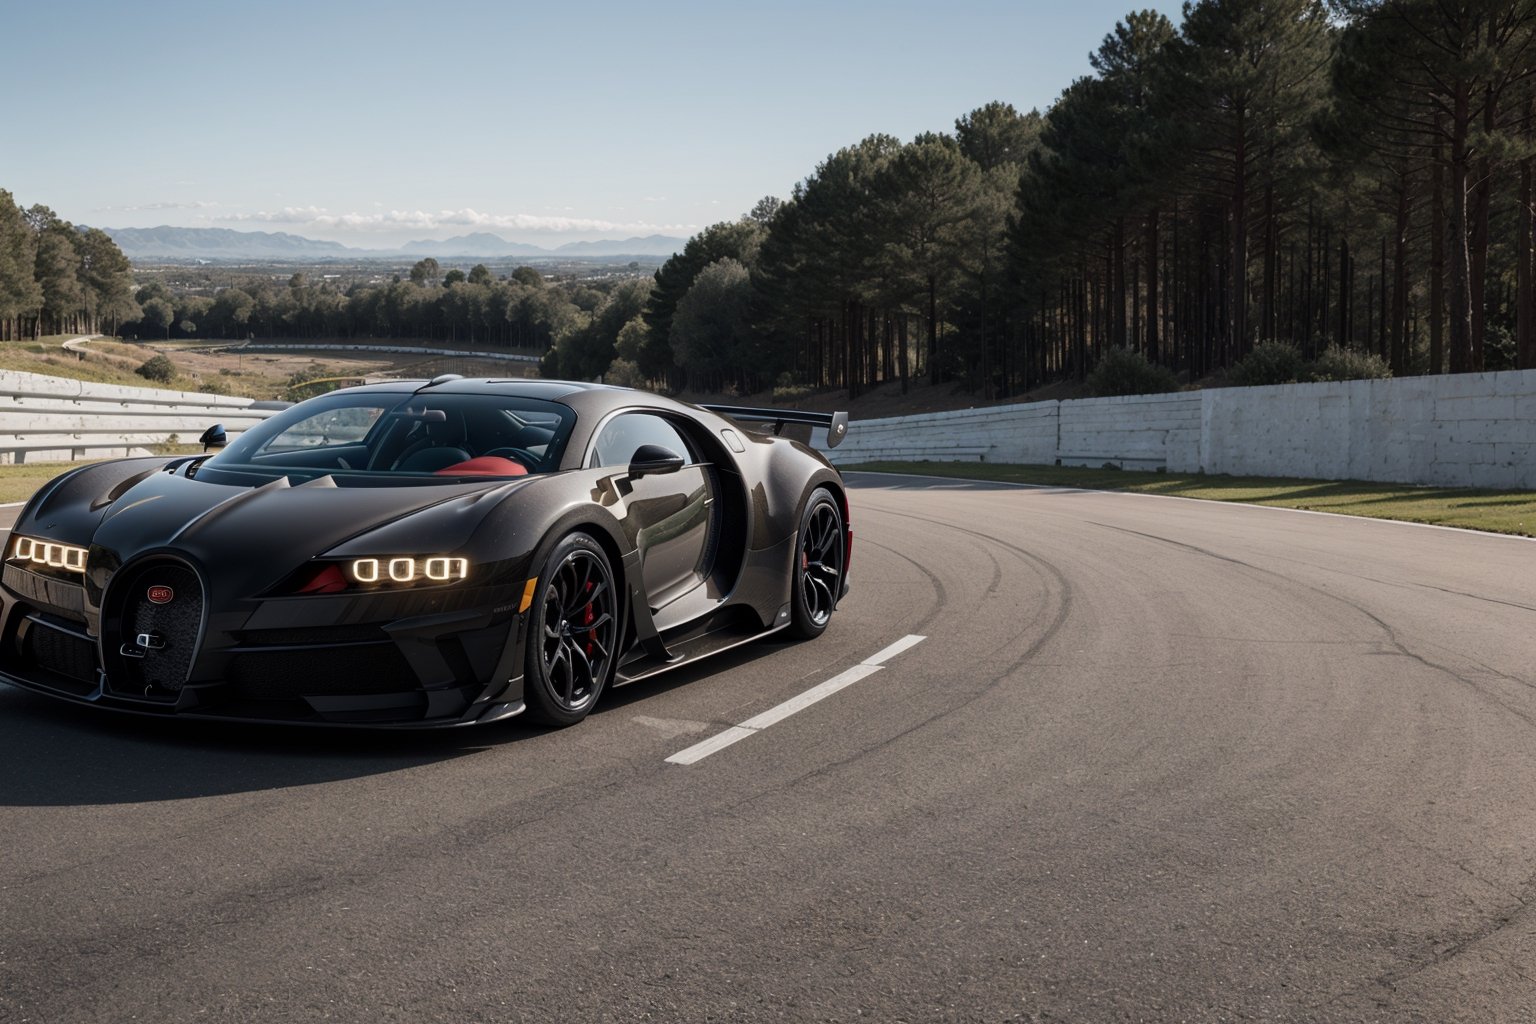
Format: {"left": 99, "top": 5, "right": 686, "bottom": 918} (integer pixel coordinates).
{"left": 196, "top": 390, "right": 576, "bottom": 486}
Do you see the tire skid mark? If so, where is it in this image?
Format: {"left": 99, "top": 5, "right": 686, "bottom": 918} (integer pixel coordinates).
{"left": 1233, "top": 546, "right": 1536, "bottom": 615}
{"left": 799, "top": 489, "right": 1536, "bottom": 1010}
{"left": 863, "top": 503, "right": 1073, "bottom": 663}
{"left": 745, "top": 502, "right": 1073, "bottom": 791}
{"left": 1074, "top": 515, "right": 1536, "bottom": 1014}
{"left": 1310, "top": 860, "right": 1536, "bottom": 1015}
{"left": 1083, "top": 518, "right": 1536, "bottom": 727}
{"left": 980, "top": 508, "right": 1536, "bottom": 1007}
{"left": 852, "top": 535, "right": 948, "bottom": 634}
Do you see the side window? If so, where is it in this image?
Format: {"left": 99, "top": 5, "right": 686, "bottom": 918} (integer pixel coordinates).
{"left": 587, "top": 413, "right": 694, "bottom": 469}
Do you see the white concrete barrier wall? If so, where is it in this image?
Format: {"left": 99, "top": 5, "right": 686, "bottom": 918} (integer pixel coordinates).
{"left": 816, "top": 403, "right": 1057, "bottom": 465}
{"left": 1059, "top": 392, "right": 1202, "bottom": 472}
{"left": 825, "top": 368, "right": 1536, "bottom": 491}
{"left": 8, "top": 365, "right": 1533, "bottom": 488}
{"left": 0, "top": 370, "right": 280, "bottom": 463}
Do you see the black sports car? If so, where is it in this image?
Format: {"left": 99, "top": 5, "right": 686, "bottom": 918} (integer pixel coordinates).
{"left": 0, "top": 378, "right": 852, "bottom": 728}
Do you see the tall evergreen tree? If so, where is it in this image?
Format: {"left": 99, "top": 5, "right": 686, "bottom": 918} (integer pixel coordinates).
{"left": 0, "top": 191, "right": 42, "bottom": 341}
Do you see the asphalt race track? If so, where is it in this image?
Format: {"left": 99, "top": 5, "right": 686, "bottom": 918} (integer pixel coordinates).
{"left": 3, "top": 472, "right": 1535, "bottom": 1023}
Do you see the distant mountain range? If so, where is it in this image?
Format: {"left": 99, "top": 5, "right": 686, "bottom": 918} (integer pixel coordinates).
{"left": 101, "top": 226, "right": 688, "bottom": 262}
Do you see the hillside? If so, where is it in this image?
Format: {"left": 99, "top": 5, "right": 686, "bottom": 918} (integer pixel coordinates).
{"left": 102, "top": 225, "right": 688, "bottom": 263}
{"left": 103, "top": 226, "right": 354, "bottom": 260}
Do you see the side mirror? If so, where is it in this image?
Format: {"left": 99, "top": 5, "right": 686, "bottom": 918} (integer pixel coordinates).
{"left": 199, "top": 424, "right": 227, "bottom": 451}
{"left": 628, "top": 444, "right": 685, "bottom": 478}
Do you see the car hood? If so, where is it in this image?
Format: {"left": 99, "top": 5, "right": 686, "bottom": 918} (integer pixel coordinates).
{"left": 20, "top": 462, "right": 535, "bottom": 597}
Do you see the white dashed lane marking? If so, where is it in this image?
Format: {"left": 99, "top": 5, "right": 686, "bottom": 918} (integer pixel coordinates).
{"left": 665, "top": 635, "right": 927, "bottom": 766}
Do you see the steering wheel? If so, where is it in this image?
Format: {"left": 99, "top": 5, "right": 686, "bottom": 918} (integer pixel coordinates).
{"left": 483, "top": 447, "right": 541, "bottom": 471}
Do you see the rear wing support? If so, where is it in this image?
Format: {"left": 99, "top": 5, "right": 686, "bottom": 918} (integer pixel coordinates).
{"left": 701, "top": 405, "right": 849, "bottom": 449}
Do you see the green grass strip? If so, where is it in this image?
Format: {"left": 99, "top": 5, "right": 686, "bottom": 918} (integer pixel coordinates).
{"left": 0, "top": 463, "right": 97, "bottom": 505}
{"left": 0, "top": 447, "right": 204, "bottom": 505}
{"left": 841, "top": 461, "right": 1536, "bottom": 538}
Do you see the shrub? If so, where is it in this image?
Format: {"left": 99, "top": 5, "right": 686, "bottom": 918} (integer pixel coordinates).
{"left": 1085, "top": 347, "right": 1181, "bottom": 397}
{"left": 197, "top": 378, "right": 231, "bottom": 396}
{"left": 135, "top": 354, "right": 176, "bottom": 384}
{"left": 604, "top": 358, "right": 644, "bottom": 388}
{"left": 1228, "top": 342, "right": 1310, "bottom": 387}
{"left": 538, "top": 348, "right": 562, "bottom": 380}
{"left": 772, "top": 371, "right": 813, "bottom": 402}
{"left": 284, "top": 364, "right": 343, "bottom": 400}
{"left": 772, "top": 383, "right": 813, "bottom": 401}
{"left": 1311, "top": 345, "right": 1391, "bottom": 382}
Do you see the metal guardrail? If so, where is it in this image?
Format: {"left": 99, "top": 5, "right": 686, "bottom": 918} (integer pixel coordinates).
{"left": 0, "top": 369, "right": 279, "bottom": 464}
{"left": 2, "top": 338, "right": 535, "bottom": 466}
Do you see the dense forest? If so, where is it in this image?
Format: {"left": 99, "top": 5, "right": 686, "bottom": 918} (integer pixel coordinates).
{"left": 6, "top": 0, "right": 1536, "bottom": 401}
{"left": 618, "top": 0, "right": 1536, "bottom": 397}
{"left": 0, "top": 192, "right": 137, "bottom": 341}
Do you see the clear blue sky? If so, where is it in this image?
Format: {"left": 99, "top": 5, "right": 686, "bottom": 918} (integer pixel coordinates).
{"left": 1, "top": 0, "right": 1183, "bottom": 247}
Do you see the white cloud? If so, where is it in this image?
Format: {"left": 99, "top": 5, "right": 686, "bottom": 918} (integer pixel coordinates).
{"left": 211, "top": 206, "right": 696, "bottom": 235}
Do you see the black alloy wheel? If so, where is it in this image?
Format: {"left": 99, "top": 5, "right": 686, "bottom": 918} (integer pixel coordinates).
{"left": 789, "top": 488, "right": 845, "bottom": 639}
{"left": 523, "top": 533, "right": 618, "bottom": 726}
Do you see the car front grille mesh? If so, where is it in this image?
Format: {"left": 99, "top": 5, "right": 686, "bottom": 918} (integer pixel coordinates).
{"left": 20, "top": 618, "right": 99, "bottom": 694}
{"left": 107, "top": 562, "right": 203, "bottom": 696}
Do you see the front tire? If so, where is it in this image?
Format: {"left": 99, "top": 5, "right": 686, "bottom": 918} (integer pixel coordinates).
{"left": 789, "top": 488, "right": 845, "bottom": 640}
{"left": 523, "top": 533, "right": 618, "bottom": 727}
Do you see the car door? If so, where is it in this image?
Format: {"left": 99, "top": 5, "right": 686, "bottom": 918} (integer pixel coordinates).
{"left": 586, "top": 412, "right": 718, "bottom": 609}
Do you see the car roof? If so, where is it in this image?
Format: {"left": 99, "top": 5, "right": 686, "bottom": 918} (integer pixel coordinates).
{"left": 336, "top": 377, "right": 697, "bottom": 417}
{"left": 336, "top": 378, "right": 588, "bottom": 400}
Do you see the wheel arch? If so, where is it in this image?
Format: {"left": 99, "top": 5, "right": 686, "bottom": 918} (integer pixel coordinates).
{"left": 794, "top": 470, "right": 851, "bottom": 553}
{"left": 528, "top": 515, "right": 634, "bottom": 653}
{"left": 568, "top": 522, "right": 627, "bottom": 605}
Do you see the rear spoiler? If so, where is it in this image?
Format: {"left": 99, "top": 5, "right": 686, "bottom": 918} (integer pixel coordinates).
{"left": 701, "top": 405, "right": 849, "bottom": 449}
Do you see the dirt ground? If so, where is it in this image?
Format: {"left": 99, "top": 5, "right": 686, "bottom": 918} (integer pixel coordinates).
{"left": 3, "top": 338, "right": 537, "bottom": 400}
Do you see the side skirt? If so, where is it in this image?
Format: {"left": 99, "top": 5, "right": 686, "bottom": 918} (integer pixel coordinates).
{"left": 613, "top": 617, "right": 792, "bottom": 687}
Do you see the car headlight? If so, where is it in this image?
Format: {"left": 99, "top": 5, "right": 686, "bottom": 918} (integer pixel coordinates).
{"left": 350, "top": 556, "right": 469, "bottom": 584}
{"left": 8, "top": 535, "right": 88, "bottom": 574}
{"left": 282, "top": 555, "right": 472, "bottom": 596}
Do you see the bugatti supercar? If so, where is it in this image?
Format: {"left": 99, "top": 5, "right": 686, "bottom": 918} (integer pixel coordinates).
{"left": 0, "top": 378, "right": 852, "bottom": 727}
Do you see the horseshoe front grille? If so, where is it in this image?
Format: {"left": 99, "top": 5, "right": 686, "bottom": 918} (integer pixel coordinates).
{"left": 104, "top": 561, "right": 205, "bottom": 699}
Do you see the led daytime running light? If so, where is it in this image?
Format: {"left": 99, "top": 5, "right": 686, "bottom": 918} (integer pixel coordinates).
{"left": 350, "top": 556, "right": 468, "bottom": 584}
{"left": 10, "top": 536, "right": 87, "bottom": 574}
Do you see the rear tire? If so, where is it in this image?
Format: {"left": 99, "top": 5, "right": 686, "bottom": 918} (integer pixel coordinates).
{"left": 523, "top": 533, "right": 618, "bottom": 727}
{"left": 788, "top": 488, "right": 845, "bottom": 640}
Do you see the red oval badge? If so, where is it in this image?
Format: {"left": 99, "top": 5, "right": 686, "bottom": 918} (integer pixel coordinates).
{"left": 147, "top": 585, "right": 174, "bottom": 605}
